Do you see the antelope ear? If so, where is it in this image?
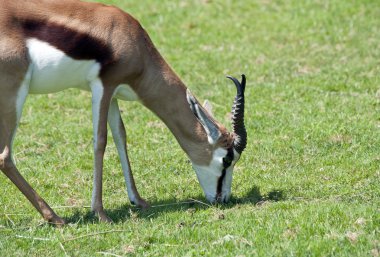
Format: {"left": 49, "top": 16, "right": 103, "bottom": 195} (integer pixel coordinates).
{"left": 203, "top": 100, "right": 214, "bottom": 117}
{"left": 186, "top": 89, "right": 221, "bottom": 144}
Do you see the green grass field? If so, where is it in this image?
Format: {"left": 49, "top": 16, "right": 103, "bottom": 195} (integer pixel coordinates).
{"left": 1, "top": 0, "right": 379, "bottom": 256}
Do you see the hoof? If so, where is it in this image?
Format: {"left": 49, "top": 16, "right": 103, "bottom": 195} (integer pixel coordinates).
{"left": 136, "top": 198, "right": 150, "bottom": 209}
{"left": 95, "top": 211, "right": 113, "bottom": 223}
{"left": 49, "top": 216, "right": 66, "bottom": 227}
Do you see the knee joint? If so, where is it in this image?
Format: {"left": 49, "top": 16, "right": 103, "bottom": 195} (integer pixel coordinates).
{"left": 95, "top": 137, "right": 107, "bottom": 153}
{"left": 0, "top": 154, "right": 13, "bottom": 170}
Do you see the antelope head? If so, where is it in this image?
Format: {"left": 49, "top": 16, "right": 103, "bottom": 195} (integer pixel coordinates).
{"left": 186, "top": 75, "right": 247, "bottom": 203}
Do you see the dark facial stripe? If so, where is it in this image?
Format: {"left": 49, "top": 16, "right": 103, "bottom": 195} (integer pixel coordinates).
{"left": 21, "top": 19, "right": 114, "bottom": 69}
{"left": 217, "top": 168, "right": 227, "bottom": 197}
{"left": 216, "top": 148, "right": 234, "bottom": 198}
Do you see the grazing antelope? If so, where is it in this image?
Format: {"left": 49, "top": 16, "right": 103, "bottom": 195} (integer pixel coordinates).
{"left": 0, "top": 0, "right": 247, "bottom": 225}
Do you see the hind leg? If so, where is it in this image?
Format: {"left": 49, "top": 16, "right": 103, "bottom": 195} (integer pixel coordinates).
{"left": 108, "top": 99, "right": 149, "bottom": 208}
{"left": 0, "top": 69, "right": 64, "bottom": 225}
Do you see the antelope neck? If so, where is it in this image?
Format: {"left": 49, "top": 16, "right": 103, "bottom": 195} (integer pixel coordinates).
{"left": 132, "top": 72, "right": 213, "bottom": 166}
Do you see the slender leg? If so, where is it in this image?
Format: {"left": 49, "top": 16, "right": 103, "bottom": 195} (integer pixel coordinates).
{"left": 108, "top": 99, "right": 149, "bottom": 208}
{"left": 0, "top": 71, "right": 64, "bottom": 225}
{"left": 89, "top": 79, "right": 115, "bottom": 222}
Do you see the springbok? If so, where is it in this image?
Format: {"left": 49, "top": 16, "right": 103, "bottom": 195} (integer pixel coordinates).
{"left": 0, "top": 0, "right": 247, "bottom": 225}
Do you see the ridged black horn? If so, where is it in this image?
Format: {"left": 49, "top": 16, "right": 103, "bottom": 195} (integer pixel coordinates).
{"left": 227, "top": 74, "right": 247, "bottom": 154}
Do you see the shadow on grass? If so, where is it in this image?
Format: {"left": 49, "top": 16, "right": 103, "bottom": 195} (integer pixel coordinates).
{"left": 65, "top": 186, "right": 286, "bottom": 224}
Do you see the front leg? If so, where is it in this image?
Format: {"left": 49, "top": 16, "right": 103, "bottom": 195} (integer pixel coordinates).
{"left": 108, "top": 99, "right": 149, "bottom": 209}
{"left": 90, "top": 79, "right": 115, "bottom": 222}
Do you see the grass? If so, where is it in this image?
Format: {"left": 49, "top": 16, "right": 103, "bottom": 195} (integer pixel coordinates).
{"left": 1, "top": 0, "right": 379, "bottom": 256}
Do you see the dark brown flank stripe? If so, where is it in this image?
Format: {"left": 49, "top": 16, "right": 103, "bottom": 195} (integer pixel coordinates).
{"left": 21, "top": 19, "right": 114, "bottom": 72}
{"left": 216, "top": 148, "right": 234, "bottom": 199}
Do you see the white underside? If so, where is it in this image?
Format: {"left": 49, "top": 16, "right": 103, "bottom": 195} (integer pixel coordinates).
{"left": 26, "top": 38, "right": 138, "bottom": 101}
{"left": 23, "top": 38, "right": 139, "bottom": 206}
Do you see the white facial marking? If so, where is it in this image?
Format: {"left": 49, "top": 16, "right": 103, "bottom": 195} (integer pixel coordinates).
{"left": 108, "top": 100, "right": 137, "bottom": 203}
{"left": 233, "top": 149, "right": 241, "bottom": 162}
{"left": 114, "top": 84, "right": 139, "bottom": 101}
{"left": 192, "top": 147, "right": 241, "bottom": 202}
{"left": 26, "top": 38, "right": 99, "bottom": 94}
{"left": 220, "top": 149, "right": 240, "bottom": 202}
{"left": 191, "top": 148, "right": 227, "bottom": 202}
{"left": 222, "top": 166, "right": 233, "bottom": 201}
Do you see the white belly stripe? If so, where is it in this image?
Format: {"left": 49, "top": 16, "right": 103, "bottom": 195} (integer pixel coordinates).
{"left": 27, "top": 38, "right": 100, "bottom": 94}
{"left": 26, "top": 38, "right": 139, "bottom": 101}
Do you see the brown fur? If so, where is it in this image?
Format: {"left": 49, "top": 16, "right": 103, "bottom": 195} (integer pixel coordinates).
{"left": 0, "top": 0, "right": 232, "bottom": 224}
